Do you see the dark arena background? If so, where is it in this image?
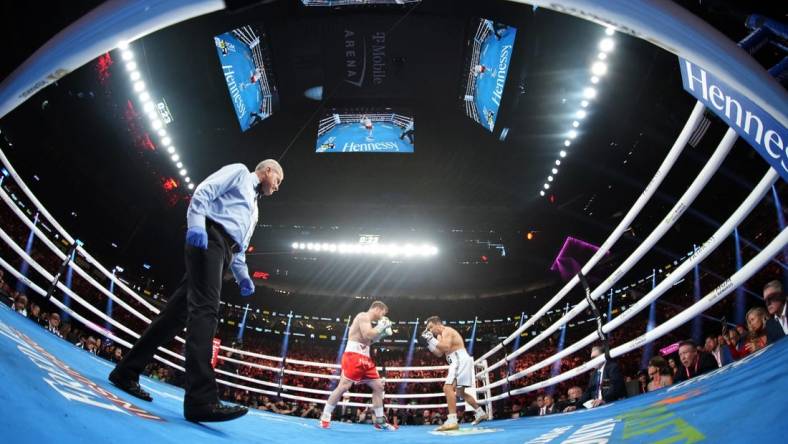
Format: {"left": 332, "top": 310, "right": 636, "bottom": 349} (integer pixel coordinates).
{"left": 0, "top": 1, "right": 786, "bottom": 443}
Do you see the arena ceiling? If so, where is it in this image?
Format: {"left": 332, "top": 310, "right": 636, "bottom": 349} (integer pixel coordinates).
{"left": 0, "top": 0, "right": 784, "bottom": 305}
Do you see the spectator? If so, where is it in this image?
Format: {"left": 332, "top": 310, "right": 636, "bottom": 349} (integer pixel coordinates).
{"left": 704, "top": 334, "right": 733, "bottom": 367}
{"left": 525, "top": 395, "right": 544, "bottom": 416}
{"left": 658, "top": 366, "right": 674, "bottom": 388}
{"left": 646, "top": 356, "right": 667, "bottom": 391}
{"left": 581, "top": 345, "right": 626, "bottom": 408}
{"left": 13, "top": 293, "right": 27, "bottom": 316}
{"left": 561, "top": 386, "right": 584, "bottom": 413}
{"left": 538, "top": 395, "right": 558, "bottom": 415}
{"left": 667, "top": 357, "right": 679, "bottom": 377}
{"left": 27, "top": 303, "right": 43, "bottom": 325}
{"left": 675, "top": 340, "right": 718, "bottom": 382}
{"left": 300, "top": 403, "right": 320, "bottom": 419}
{"left": 46, "top": 313, "right": 63, "bottom": 338}
{"left": 111, "top": 347, "right": 124, "bottom": 363}
{"left": 636, "top": 369, "right": 648, "bottom": 394}
{"left": 738, "top": 307, "right": 768, "bottom": 358}
{"left": 763, "top": 280, "right": 787, "bottom": 344}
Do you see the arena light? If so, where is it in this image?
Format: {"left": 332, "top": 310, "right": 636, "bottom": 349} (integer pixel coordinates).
{"left": 185, "top": 177, "right": 191, "bottom": 183}
{"left": 143, "top": 102, "right": 155, "bottom": 113}
{"left": 151, "top": 119, "right": 162, "bottom": 130}
{"left": 121, "top": 50, "right": 134, "bottom": 61}
{"left": 591, "top": 76, "right": 599, "bottom": 84}
{"left": 605, "top": 26, "right": 615, "bottom": 36}
{"left": 598, "top": 52, "right": 607, "bottom": 60}
{"left": 125, "top": 61, "right": 137, "bottom": 71}
{"left": 555, "top": 160, "right": 561, "bottom": 166}
{"left": 544, "top": 183, "right": 550, "bottom": 189}
{"left": 179, "top": 169, "right": 187, "bottom": 176}
{"left": 176, "top": 162, "right": 183, "bottom": 168}
{"left": 157, "top": 129, "right": 166, "bottom": 137}
{"left": 133, "top": 81, "right": 146, "bottom": 92}
{"left": 552, "top": 168, "right": 558, "bottom": 174}
{"left": 583, "top": 87, "right": 597, "bottom": 99}
{"left": 591, "top": 61, "right": 608, "bottom": 76}
{"left": 291, "top": 242, "right": 299, "bottom": 249}
{"left": 138, "top": 92, "right": 151, "bottom": 102}
{"left": 564, "top": 140, "right": 571, "bottom": 147}
{"left": 572, "top": 121, "right": 579, "bottom": 128}
{"left": 548, "top": 176, "right": 554, "bottom": 182}
{"left": 540, "top": 190, "right": 545, "bottom": 197}
{"left": 291, "top": 241, "right": 437, "bottom": 258}
{"left": 188, "top": 183, "right": 194, "bottom": 190}
{"left": 161, "top": 137, "right": 172, "bottom": 146}
{"left": 568, "top": 130, "right": 578, "bottom": 139}
{"left": 560, "top": 150, "right": 567, "bottom": 158}
{"left": 576, "top": 110, "right": 587, "bottom": 119}
{"left": 129, "top": 71, "right": 141, "bottom": 81}
{"left": 581, "top": 100, "right": 589, "bottom": 108}
{"left": 599, "top": 38, "right": 615, "bottom": 52}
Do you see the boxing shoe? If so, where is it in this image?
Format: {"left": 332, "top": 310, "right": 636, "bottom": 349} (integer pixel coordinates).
{"left": 373, "top": 417, "right": 398, "bottom": 431}
{"left": 320, "top": 412, "right": 331, "bottom": 429}
{"left": 435, "top": 421, "right": 459, "bottom": 432}
{"left": 472, "top": 409, "right": 489, "bottom": 425}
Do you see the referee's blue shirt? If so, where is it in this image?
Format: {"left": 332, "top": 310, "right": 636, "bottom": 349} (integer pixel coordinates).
{"left": 186, "top": 163, "right": 260, "bottom": 283}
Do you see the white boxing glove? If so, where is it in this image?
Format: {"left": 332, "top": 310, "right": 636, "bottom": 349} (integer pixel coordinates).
{"left": 422, "top": 329, "right": 439, "bottom": 352}
{"left": 374, "top": 316, "right": 393, "bottom": 340}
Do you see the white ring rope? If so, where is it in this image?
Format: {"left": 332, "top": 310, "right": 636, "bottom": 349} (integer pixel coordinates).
{"left": 478, "top": 126, "right": 737, "bottom": 378}
{"left": 475, "top": 101, "right": 706, "bottom": 365}
{"left": 477, "top": 167, "right": 779, "bottom": 393}
{"left": 486, "top": 225, "right": 788, "bottom": 402}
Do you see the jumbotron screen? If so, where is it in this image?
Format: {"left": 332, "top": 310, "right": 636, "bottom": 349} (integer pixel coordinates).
{"left": 459, "top": 18, "right": 517, "bottom": 132}
{"left": 316, "top": 107, "right": 415, "bottom": 153}
{"left": 213, "top": 24, "right": 280, "bottom": 132}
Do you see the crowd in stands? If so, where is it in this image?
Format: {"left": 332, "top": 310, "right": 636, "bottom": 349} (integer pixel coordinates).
{"left": 1, "top": 177, "right": 787, "bottom": 427}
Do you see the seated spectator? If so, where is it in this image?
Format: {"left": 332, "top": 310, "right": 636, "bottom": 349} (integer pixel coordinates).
{"left": 581, "top": 345, "right": 626, "bottom": 408}
{"left": 46, "top": 313, "right": 63, "bottom": 338}
{"left": 704, "top": 334, "right": 733, "bottom": 367}
{"left": 27, "top": 303, "right": 43, "bottom": 325}
{"left": 111, "top": 347, "right": 123, "bottom": 363}
{"left": 738, "top": 307, "right": 768, "bottom": 358}
{"left": 13, "top": 293, "right": 27, "bottom": 316}
{"left": 525, "top": 395, "right": 544, "bottom": 416}
{"left": 675, "top": 340, "right": 718, "bottom": 382}
{"left": 646, "top": 356, "right": 666, "bottom": 391}
{"left": 763, "top": 280, "right": 787, "bottom": 344}
{"left": 300, "top": 403, "right": 320, "bottom": 419}
{"left": 636, "top": 369, "right": 648, "bottom": 394}
{"left": 668, "top": 357, "right": 679, "bottom": 377}
{"left": 538, "top": 394, "right": 558, "bottom": 415}
{"left": 560, "top": 386, "right": 584, "bottom": 413}
{"left": 658, "top": 366, "right": 674, "bottom": 388}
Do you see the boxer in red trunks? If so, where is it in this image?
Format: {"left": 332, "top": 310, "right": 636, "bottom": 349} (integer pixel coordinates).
{"left": 320, "top": 301, "right": 396, "bottom": 431}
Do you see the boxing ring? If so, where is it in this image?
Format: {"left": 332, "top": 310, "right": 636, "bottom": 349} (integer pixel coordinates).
{"left": 0, "top": 0, "right": 786, "bottom": 443}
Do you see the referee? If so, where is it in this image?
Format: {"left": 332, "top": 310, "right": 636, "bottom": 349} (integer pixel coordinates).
{"left": 109, "top": 160, "right": 284, "bottom": 422}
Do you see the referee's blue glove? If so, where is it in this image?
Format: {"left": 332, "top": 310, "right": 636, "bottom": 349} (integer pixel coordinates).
{"left": 186, "top": 227, "right": 208, "bottom": 250}
{"left": 240, "top": 278, "right": 255, "bottom": 297}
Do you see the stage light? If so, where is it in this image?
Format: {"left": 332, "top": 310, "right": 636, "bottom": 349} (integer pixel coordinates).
{"left": 576, "top": 110, "right": 587, "bottom": 119}
{"left": 591, "top": 76, "right": 599, "bottom": 84}
{"left": 598, "top": 52, "right": 607, "bottom": 60}
{"left": 185, "top": 177, "right": 191, "bottom": 183}
{"left": 591, "top": 61, "right": 607, "bottom": 76}
{"left": 552, "top": 168, "right": 558, "bottom": 174}
{"left": 176, "top": 162, "right": 183, "bottom": 168}
{"left": 138, "top": 92, "right": 151, "bottom": 102}
{"left": 161, "top": 137, "right": 172, "bottom": 146}
{"left": 314, "top": 243, "right": 322, "bottom": 252}
{"left": 605, "top": 27, "right": 615, "bottom": 36}
{"left": 306, "top": 243, "right": 314, "bottom": 250}
{"left": 572, "top": 121, "right": 579, "bottom": 127}
{"left": 143, "top": 102, "right": 155, "bottom": 112}
{"left": 130, "top": 71, "right": 141, "bottom": 81}
{"left": 125, "top": 61, "right": 137, "bottom": 71}
{"left": 560, "top": 150, "right": 567, "bottom": 157}
{"left": 581, "top": 100, "right": 589, "bottom": 107}
{"left": 179, "top": 169, "right": 187, "bottom": 176}
{"left": 299, "top": 243, "right": 306, "bottom": 250}
{"left": 583, "top": 87, "right": 597, "bottom": 99}
{"left": 540, "top": 190, "right": 545, "bottom": 197}
{"left": 151, "top": 119, "right": 162, "bottom": 130}
{"left": 527, "top": 231, "right": 535, "bottom": 240}
{"left": 291, "top": 242, "right": 298, "bottom": 249}
{"left": 568, "top": 130, "right": 577, "bottom": 139}
{"left": 544, "top": 183, "right": 550, "bottom": 189}
{"left": 548, "top": 176, "right": 554, "bottom": 182}
{"left": 188, "top": 183, "right": 194, "bottom": 190}
{"left": 133, "top": 81, "right": 145, "bottom": 92}
{"left": 599, "top": 38, "right": 615, "bottom": 52}
{"left": 564, "top": 140, "right": 571, "bottom": 147}
{"left": 167, "top": 146, "right": 175, "bottom": 154}
{"left": 121, "top": 50, "right": 134, "bottom": 61}
{"left": 555, "top": 160, "right": 561, "bottom": 166}
{"left": 157, "top": 129, "right": 166, "bottom": 137}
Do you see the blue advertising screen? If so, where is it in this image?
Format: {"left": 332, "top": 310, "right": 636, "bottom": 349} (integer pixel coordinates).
{"left": 214, "top": 25, "right": 279, "bottom": 132}
{"left": 460, "top": 18, "right": 517, "bottom": 132}
{"left": 316, "top": 107, "right": 414, "bottom": 153}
